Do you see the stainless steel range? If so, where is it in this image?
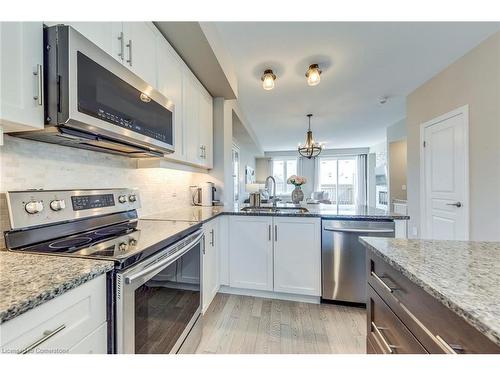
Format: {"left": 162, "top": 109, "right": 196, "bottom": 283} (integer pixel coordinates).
{"left": 4, "top": 189, "right": 203, "bottom": 354}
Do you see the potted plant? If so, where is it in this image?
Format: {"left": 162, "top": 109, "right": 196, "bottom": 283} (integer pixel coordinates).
{"left": 287, "top": 175, "right": 307, "bottom": 204}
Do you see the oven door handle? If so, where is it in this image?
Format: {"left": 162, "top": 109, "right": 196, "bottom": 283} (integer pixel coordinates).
{"left": 125, "top": 230, "right": 203, "bottom": 284}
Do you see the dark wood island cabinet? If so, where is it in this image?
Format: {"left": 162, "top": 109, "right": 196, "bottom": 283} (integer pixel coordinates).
{"left": 361, "top": 238, "right": 500, "bottom": 354}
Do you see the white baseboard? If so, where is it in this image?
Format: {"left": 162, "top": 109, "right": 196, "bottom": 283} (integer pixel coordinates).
{"left": 218, "top": 285, "right": 320, "bottom": 304}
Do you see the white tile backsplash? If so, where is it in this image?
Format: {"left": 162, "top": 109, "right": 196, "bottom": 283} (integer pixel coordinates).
{"left": 0, "top": 135, "right": 209, "bottom": 247}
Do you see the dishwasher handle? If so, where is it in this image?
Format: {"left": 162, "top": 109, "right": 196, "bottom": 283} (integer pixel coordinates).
{"left": 323, "top": 227, "right": 394, "bottom": 234}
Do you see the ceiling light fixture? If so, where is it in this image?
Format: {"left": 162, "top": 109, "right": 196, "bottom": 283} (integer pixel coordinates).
{"left": 261, "top": 69, "right": 276, "bottom": 91}
{"left": 298, "top": 114, "right": 324, "bottom": 159}
{"left": 305, "top": 64, "right": 322, "bottom": 86}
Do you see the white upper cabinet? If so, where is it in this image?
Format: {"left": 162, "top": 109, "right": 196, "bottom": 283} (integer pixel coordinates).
{"left": 122, "top": 22, "right": 157, "bottom": 87}
{"left": 0, "top": 22, "right": 44, "bottom": 132}
{"left": 273, "top": 217, "right": 321, "bottom": 296}
{"left": 183, "top": 72, "right": 201, "bottom": 165}
{"left": 199, "top": 90, "right": 214, "bottom": 169}
{"left": 156, "top": 36, "right": 185, "bottom": 161}
{"left": 57, "top": 22, "right": 123, "bottom": 62}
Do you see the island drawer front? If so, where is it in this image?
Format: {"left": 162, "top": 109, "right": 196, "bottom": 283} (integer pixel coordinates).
{"left": 367, "top": 251, "right": 500, "bottom": 354}
{"left": 368, "top": 285, "right": 427, "bottom": 354}
{"left": 0, "top": 275, "right": 107, "bottom": 354}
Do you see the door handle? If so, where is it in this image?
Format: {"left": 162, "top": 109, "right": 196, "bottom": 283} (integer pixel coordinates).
{"left": 446, "top": 202, "right": 462, "bottom": 208}
{"left": 268, "top": 224, "right": 271, "bottom": 241}
{"left": 126, "top": 39, "right": 133, "bottom": 66}
{"left": 20, "top": 324, "right": 66, "bottom": 354}
{"left": 33, "top": 64, "right": 43, "bottom": 106}
{"left": 324, "top": 227, "right": 394, "bottom": 234}
{"left": 274, "top": 225, "right": 278, "bottom": 242}
{"left": 117, "top": 31, "right": 124, "bottom": 61}
{"left": 210, "top": 229, "right": 214, "bottom": 246}
{"left": 371, "top": 322, "right": 396, "bottom": 354}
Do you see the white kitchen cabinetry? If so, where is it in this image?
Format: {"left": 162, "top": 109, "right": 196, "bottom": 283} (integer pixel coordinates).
{"left": 183, "top": 73, "right": 201, "bottom": 165}
{"left": 202, "top": 218, "right": 219, "bottom": 312}
{"left": 229, "top": 216, "right": 274, "bottom": 291}
{"left": 0, "top": 274, "right": 108, "bottom": 354}
{"left": 199, "top": 90, "right": 214, "bottom": 169}
{"left": 0, "top": 22, "right": 44, "bottom": 132}
{"left": 273, "top": 217, "right": 321, "bottom": 296}
{"left": 228, "top": 216, "right": 321, "bottom": 297}
{"left": 156, "top": 36, "right": 185, "bottom": 162}
{"left": 121, "top": 22, "right": 157, "bottom": 87}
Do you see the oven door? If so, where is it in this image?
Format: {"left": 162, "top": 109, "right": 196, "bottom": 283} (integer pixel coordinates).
{"left": 46, "top": 25, "right": 175, "bottom": 155}
{"left": 116, "top": 229, "right": 203, "bottom": 354}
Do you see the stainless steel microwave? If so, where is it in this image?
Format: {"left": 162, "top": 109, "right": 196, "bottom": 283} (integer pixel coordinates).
{"left": 12, "top": 25, "right": 175, "bottom": 158}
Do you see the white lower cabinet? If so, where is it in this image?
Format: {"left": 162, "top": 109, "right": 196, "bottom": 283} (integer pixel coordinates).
{"left": 228, "top": 216, "right": 321, "bottom": 297}
{"left": 202, "top": 218, "right": 219, "bottom": 312}
{"left": 229, "top": 216, "right": 274, "bottom": 291}
{"left": 273, "top": 217, "right": 321, "bottom": 296}
{"left": 0, "top": 274, "right": 108, "bottom": 354}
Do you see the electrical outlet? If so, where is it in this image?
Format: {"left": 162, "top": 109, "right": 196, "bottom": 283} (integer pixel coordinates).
{"left": 402, "top": 184, "right": 407, "bottom": 191}
{"left": 172, "top": 192, "right": 177, "bottom": 198}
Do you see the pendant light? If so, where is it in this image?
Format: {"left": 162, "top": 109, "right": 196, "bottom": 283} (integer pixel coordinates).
{"left": 305, "top": 64, "right": 322, "bottom": 86}
{"left": 298, "top": 114, "right": 323, "bottom": 159}
{"left": 261, "top": 69, "right": 276, "bottom": 90}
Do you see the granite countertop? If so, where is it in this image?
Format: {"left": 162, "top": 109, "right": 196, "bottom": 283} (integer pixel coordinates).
{"left": 360, "top": 237, "right": 500, "bottom": 346}
{"left": 0, "top": 251, "right": 113, "bottom": 324}
{"left": 142, "top": 203, "right": 409, "bottom": 224}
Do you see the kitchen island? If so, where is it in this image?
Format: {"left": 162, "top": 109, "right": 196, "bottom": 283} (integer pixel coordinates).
{"left": 360, "top": 237, "right": 500, "bottom": 353}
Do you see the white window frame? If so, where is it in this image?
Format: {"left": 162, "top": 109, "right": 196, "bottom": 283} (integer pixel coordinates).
{"left": 317, "top": 155, "right": 359, "bottom": 205}
{"left": 270, "top": 156, "right": 299, "bottom": 197}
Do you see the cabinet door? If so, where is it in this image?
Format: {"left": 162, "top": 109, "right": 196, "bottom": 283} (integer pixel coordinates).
{"left": 229, "top": 216, "right": 273, "bottom": 291}
{"left": 122, "top": 22, "right": 157, "bottom": 87}
{"left": 0, "top": 22, "right": 44, "bottom": 131}
{"left": 273, "top": 217, "right": 321, "bottom": 296}
{"left": 157, "top": 36, "right": 185, "bottom": 161}
{"left": 63, "top": 22, "right": 123, "bottom": 62}
{"left": 183, "top": 73, "right": 201, "bottom": 165}
{"left": 199, "top": 89, "right": 213, "bottom": 169}
{"left": 202, "top": 219, "right": 219, "bottom": 312}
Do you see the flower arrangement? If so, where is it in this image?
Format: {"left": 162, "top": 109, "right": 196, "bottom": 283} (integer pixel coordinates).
{"left": 287, "top": 175, "right": 307, "bottom": 187}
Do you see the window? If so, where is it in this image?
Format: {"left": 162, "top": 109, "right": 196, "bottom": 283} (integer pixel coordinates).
{"left": 318, "top": 157, "right": 358, "bottom": 206}
{"left": 272, "top": 158, "right": 298, "bottom": 196}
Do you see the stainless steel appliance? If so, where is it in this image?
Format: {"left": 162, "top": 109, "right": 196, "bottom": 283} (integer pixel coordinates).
{"left": 321, "top": 220, "right": 395, "bottom": 304}
{"left": 11, "top": 25, "right": 175, "bottom": 158}
{"left": 190, "top": 182, "right": 216, "bottom": 207}
{"left": 4, "top": 188, "right": 202, "bottom": 354}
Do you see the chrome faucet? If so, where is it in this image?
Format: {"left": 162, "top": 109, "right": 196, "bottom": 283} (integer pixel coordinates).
{"left": 265, "top": 176, "right": 279, "bottom": 208}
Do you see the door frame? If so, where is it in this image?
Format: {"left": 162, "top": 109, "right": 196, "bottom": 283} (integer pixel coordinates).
{"left": 419, "top": 105, "right": 469, "bottom": 239}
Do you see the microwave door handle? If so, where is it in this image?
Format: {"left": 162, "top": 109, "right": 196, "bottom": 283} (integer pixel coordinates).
{"left": 125, "top": 231, "right": 203, "bottom": 284}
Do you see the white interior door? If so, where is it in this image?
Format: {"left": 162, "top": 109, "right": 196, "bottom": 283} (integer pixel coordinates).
{"left": 421, "top": 106, "right": 469, "bottom": 240}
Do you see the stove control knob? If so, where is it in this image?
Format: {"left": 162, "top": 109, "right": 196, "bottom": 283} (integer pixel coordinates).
{"left": 129, "top": 239, "right": 137, "bottom": 247}
{"left": 118, "top": 242, "right": 128, "bottom": 252}
{"left": 50, "top": 199, "right": 66, "bottom": 211}
{"left": 118, "top": 195, "right": 127, "bottom": 204}
{"left": 25, "top": 201, "right": 44, "bottom": 214}
{"left": 128, "top": 194, "right": 137, "bottom": 202}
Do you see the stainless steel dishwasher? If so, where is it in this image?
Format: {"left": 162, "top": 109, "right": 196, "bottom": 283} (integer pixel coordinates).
{"left": 321, "top": 220, "right": 395, "bottom": 304}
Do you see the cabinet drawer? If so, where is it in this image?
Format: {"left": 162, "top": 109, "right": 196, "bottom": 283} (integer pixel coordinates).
{"left": 368, "top": 285, "right": 427, "bottom": 354}
{"left": 0, "top": 275, "right": 107, "bottom": 354}
{"left": 68, "top": 322, "right": 108, "bottom": 354}
{"left": 367, "top": 251, "right": 500, "bottom": 354}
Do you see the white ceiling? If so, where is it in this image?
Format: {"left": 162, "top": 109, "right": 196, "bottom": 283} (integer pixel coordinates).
{"left": 213, "top": 22, "right": 500, "bottom": 151}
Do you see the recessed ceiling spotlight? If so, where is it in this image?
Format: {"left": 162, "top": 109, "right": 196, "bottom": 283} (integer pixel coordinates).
{"left": 305, "top": 64, "right": 322, "bottom": 86}
{"left": 379, "top": 96, "right": 388, "bottom": 104}
{"left": 261, "top": 69, "right": 276, "bottom": 91}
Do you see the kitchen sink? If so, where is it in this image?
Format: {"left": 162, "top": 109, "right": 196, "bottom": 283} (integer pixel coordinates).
{"left": 240, "top": 206, "right": 309, "bottom": 214}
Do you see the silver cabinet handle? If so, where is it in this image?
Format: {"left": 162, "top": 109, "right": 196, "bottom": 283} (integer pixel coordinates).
{"left": 200, "top": 146, "right": 204, "bottom": 159}
{"left": 324, "top": 227, "right": 394, "bottom": 234}
{"left": 126, "top": 39, "right": 133, "bottom": 66}
{"left": 210, "top": 229, "right": 214, "bottom": 246}
{"left": 435, "top": 335, "right": 460, "bottom": 354}
{"left": 446, "top": 202, "right": 462, "bottom": 208}
{"left": 117, "top": 32, "right": 124, "bottom": 61}
{"left": 20, "top": 324, "right": 66, "bottom": 354}
{"left": 202, "top": 234, "right": 206, "bottom": 255}
{"left": 268, "top": 224, "right": 271, "bottom": 241}
{"left": 274, "top": 225, "right": 278, "bottom": 242}
{"left": 371, "top": 322, "right": 396, "bottom": 354}
{"left": 371, "top": 271, "right": 393, "bottom": 293}
{"left": 33, "top": 64, "right": 43, "bottom": 106}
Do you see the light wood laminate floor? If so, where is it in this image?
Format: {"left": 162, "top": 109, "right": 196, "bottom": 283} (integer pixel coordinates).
{"left": 179, "top": 293, "right": 366, "bottom": 354}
